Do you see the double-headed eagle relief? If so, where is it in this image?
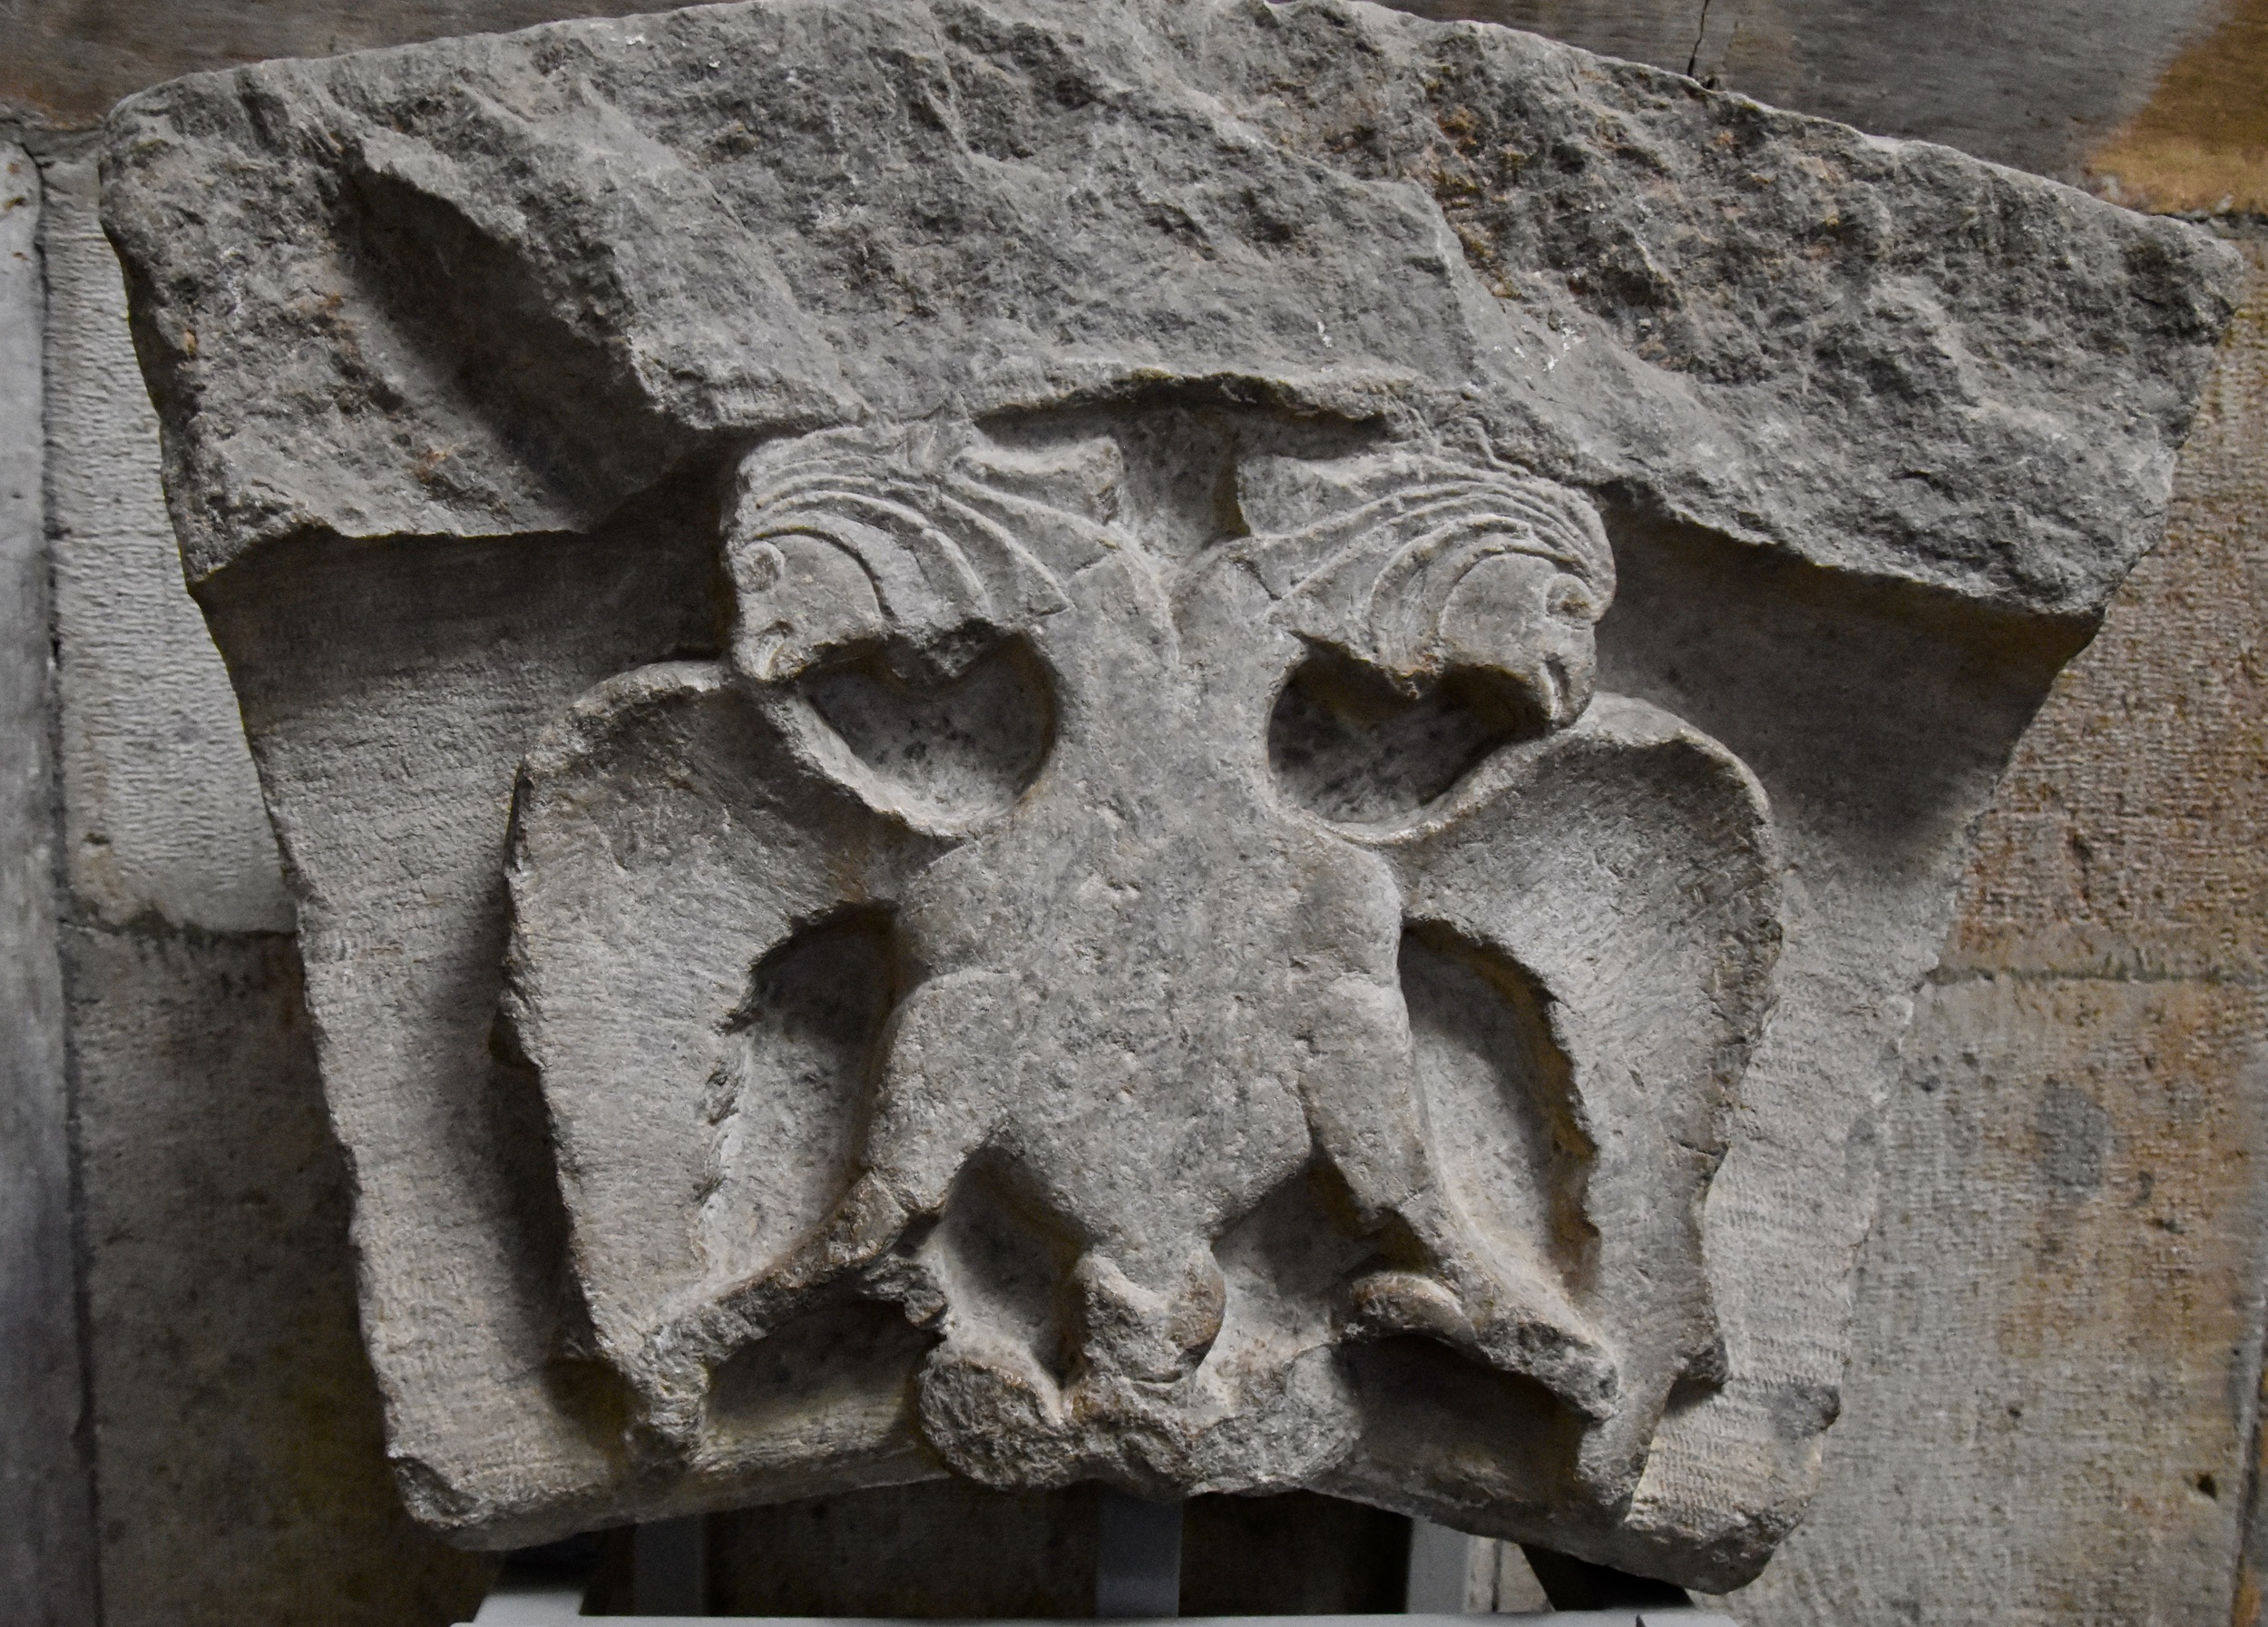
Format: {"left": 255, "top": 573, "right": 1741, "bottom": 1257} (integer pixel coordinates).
{"left": 506, "top": 422, "right": 1779, "bottom": 1523}
{"left": 101, "top": 0, "right": 2234, "bottom": 1588}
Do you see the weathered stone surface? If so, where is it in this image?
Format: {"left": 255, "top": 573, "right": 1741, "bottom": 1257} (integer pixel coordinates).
{"left": 41, "top": 156, "right": 290, "bottom": 936}
{"left": 96, "top": 0, "right": 2235, "bottom": 1592}
{"left": 103, "top": 1, "right": 2235, "bottom": 614}
{"left": 0, "top": 142, "right": 103, "bottom": 1627}
{"left": 66, "top": 925, "right": 493, "bottom": 1627}
{"left": 1716, "top": 237, "right": 2268, "bottom": 1627}
{"left": 34, "top": 156, "right": 495, "bottom": 1627}
{"left": 506, "top": 421, "right": 1779, "bottom": 1539}
{"left": 5, "top": 0, "right": 2229, "bottom": 197}
{"left": 1938, "top": 248, "right": 2268, "bottom": 996}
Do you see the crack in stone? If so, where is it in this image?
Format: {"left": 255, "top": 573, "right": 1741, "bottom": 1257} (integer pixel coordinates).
{"left": 1686, "top": 0, "right": 1716, "bottom": 80}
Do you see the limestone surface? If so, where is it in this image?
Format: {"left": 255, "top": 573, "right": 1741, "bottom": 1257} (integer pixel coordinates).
{"left": 99, "top": 0, "right": 2236, "bottom": 1589}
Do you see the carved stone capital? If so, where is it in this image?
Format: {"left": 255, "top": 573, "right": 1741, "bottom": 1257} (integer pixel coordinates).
{"left": 101, "top": 0, "right": 2239, "bottom": 1588}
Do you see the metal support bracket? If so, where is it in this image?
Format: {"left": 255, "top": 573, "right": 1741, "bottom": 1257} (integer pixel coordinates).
{"left": 459, "top": 1514, "right": 1737, "bottom": 1626}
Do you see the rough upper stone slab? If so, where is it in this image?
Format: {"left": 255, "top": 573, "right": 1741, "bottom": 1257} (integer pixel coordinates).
{"left": 103, "top": 0, "right": 2236, "bottom": 615}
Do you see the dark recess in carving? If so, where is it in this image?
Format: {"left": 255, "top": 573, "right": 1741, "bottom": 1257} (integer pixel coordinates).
{"left": 1269, "top": 646, "right": 1541, "bottom": 824}
{"left": 801, "top": 638, "right": 1055, "bottom": 823}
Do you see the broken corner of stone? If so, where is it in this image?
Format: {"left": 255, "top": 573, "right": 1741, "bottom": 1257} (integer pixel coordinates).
{"left": 93, "top": 0, "right": 2242, "bottom": 1594}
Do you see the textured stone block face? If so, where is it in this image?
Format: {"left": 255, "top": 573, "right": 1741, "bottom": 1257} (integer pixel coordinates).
{"left": 40, "top": 156, "right": 291, "bottom": 939}
{"left": 66, "top": 926, "right": 493, "bottom": 1627}
{"left": 103, "top": 0, "right": 2233, "bottom": 613}
{"left": 97, "top": 0, "right": 2237, "bottom": 1591}
{"left": 34, "top": 152, "right": 492, "bottom": 1627}
{"left": 1725, "top": 973, "right": 2268, "bottom": 1626}
{"left": 0, "top": 141, "right": 102, "bottom": 1627}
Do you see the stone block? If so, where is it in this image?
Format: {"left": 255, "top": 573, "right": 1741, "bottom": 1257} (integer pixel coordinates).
{"left": 38, "top": 152, "right": 495, "bottom": 1627}
{"left": 0, "top": 137, "right": 102, "bottom": 1627}
{"left": 1945, "top": 241, "right": 2268, "bottom": 988}
{"left": 65, "top": 923, "right": 492, "bottom": 1627}
{"left": 94, "top": 0, "right": 2238, "bottom": 1592}
{"left": 1711, "top": 238, "right": 2268, "bottom": 1627}
{"left": 40, "top": 155, "right": 289, "bottom": 936}
{"left": 1721, "top": 974, "right": 2268, "bottom": 1626}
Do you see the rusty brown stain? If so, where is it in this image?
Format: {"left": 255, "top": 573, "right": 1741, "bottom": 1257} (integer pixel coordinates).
{"left": 1946, "top": 240, "right": 2268, "bottom": 986}
{"left": 2086, "top": 0, "right": 2268, "bottom": 214}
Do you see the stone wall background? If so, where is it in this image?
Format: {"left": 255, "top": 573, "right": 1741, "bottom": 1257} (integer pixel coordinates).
{"left": 2, "top": 2, "right": 2264, "bottom": 1623}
